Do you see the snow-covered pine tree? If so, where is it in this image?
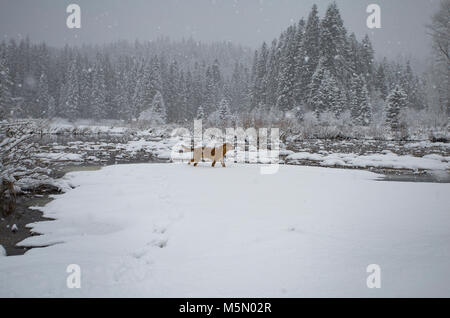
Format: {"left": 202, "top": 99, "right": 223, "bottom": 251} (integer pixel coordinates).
{"left": 307, "top": 58, "right": 326, "bottom": 112}
{"left": 374, "top": 61, "right": 388, "bottom": 100}
{"left": 165, "top": 60, "right": 181, "bottom": 122}
{"left": 265, "top": 39, "right": 280, "bottom": 110}
{"left": 249, "top": 50, "right": 259, "bottom": 108}
{"left": 184, "top": 69, "right": 196, "bottom": 119}
{"left": 115, "top": 70, "right": 132, "bottom": 121}
{"left": 360, "top": 35, "right": 375, "bottom": 89}
{"left": 320, "top": 2, "right": 348, "bottom": 80}
{"left": 218, "top": 98, "right": 232, "bottom": 126}
{"left": 293, "top": 18, "right": 307, "bottom": 105}
{"left": 301, "top": 4, "right": 321, "bottom": 100}
{"left": 311, "top": 70, "right": 340, "bottom": 119}
{"left": 403, "top": 61, "right": 424, "bottom": 110}
{"left": 347, "top": 33, "right": 361, "bottom": 75}
{"left": 36, "top": 73, "right": 50, "bottom": 118}
{"left": 276, "top": 25, "right": 298, "bottom": 112}
{"left": 230, "top": 62, "right": 249, "bottom": 114}
{"left": 132, "top": 60, "right": 146, "bottom": 119}
{"left": 252, "top": 42, "right": 269, "bottom": 109}
{"left": 47, "top": 95, "right": 56, "bottom": 119}
{"left": 386, "top": 85, "right": 407, "bottom": 130}
{"left": 61, "top": 60, "right": 80, "bottom": 121}
{"left": 0, "top": 58, "right": 13, "bottom": 119}
{"left": 150, "top": 57, "right": 163, "bottom": 100}
{"left": 178, "top": 72, "right": 189, "bottom": 122}
{"left": 138, "top": 90, "right": 166, "bottom": 125}
{"left": 204, "top": 66, "right": 217, "bottom": 116}
{"left": 90, "top": 64, "right": 108, "bottom": 120}
{"left": 150, "top": 90, "right": 167, "bottom": 124}
{"left": 350, "top": 75, "right": 372, "bottom": 126}
{"left": 78, "top": 67, "right": 92, "bottom": 118}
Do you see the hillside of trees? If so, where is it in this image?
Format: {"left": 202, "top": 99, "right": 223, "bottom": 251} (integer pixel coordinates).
{"left": 0, "top": 2, "right": 448, "bottom": 134}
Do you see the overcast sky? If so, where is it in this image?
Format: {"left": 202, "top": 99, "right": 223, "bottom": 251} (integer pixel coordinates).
{"left": 0, "top": 0, "right": 440, "bottom": 61}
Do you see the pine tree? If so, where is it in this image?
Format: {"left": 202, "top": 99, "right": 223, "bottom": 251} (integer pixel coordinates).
{"left": 311, "top": 70, "right": 340, "bottom": 119}
{"left": 276, "top": 25, "right": 297, "bottom": 112}
{"left": 138, "top": 90, "right": 166, "bottom": 125}
{"left": 301, "top": 4, "right": 321, "bottom": 100}
{"left": 293, "top": 18, "right": 306, "bottom": 105}
{"left": 386, "top": 85, "right": 407, "bottom": 130}
{"left": 350, "top": 75, "right": 372, "bottom": 126}
{"left": 204, "top": 63, "right": 221, "bottom": 115}
{"left": 61, "top": 60, "right": 80, "bottom": 121}
{"left": 151, "top": 90, "right": 167, "bottom": 124}
{"left": 90, "top": 64, "right": 107, "bottom": 120}
{"left": 218, "top": 98, "right": 232, "bottom": 124}
{"left": 265, "top": 39, "right": 280, "bottom": 109}
{"left": 320, "top": 2, "right": 348, "bottom": 79}
{"left": 165, "top": 60, "right": 181, "bottom": 122}
{"left": 36, "top": 73, "right": 50, "bottom": 118}
{"left": 374, "top": 62, "right": 388, "bottom": 100}
{"left": 178, "top": 72, "right": 189, "bottom": 122}
{"left": 0, "top": 58, "right": 13, "bottom": 119}
{"left": 47, "top": 95, "right": 56, "bottom": 119}
{"left": 347, "top": 33, "right": 361, "bottom": 75}
{"left": 307, "top": 58, "right": 326, "bottom": 111}
{"left": 78, "top": 67, "right": 92, "bottom": 118}
{"left": 230, "top": 62, "right": 249, "bottom": 113}
{"left": 251, "top": 42, "right": 269, "bottom": 108}
{"left": 150, "top": 57, "right": 163, "bottom": 99}
{"left": 403, "top": 61, "right": 423, "bottom": 109}
{"left": 115, "top": 70, "right": 132, "bottom": 121}
{"left": 360, "top": 35, "right": 375, "bottom": 89}
{"left": 134, "top": 61, "right": 155, "bottom": 120}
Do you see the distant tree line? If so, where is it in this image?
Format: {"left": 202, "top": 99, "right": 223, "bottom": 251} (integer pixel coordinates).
{"left": 0, "top": 2, "right": 446, "bottom": 130}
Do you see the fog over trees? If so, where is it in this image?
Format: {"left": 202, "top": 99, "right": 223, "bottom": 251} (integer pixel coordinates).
{"left": 0, "top": 2, "right": 447, "bottom": 130}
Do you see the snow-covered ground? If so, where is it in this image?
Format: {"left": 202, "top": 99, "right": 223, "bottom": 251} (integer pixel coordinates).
{"left": 1, "top": 163, "right": 449, "bottom": 297}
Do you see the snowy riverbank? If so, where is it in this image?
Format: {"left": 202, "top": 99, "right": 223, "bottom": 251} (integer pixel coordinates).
{"left": 1, "top": 163, "right": 449, "bottom": 297}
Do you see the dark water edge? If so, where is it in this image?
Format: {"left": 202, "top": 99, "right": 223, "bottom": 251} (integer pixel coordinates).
{"left": 377, "top": 170, "right": 450, "bottom": 183}
{"left": 0, "top": 195, "right": 54, "bottom": 256}
{"left": 0, "top": 165, "right": 105, "bottom": 256}
{"left": 0, "top": 162, "right": 163, "bottom": 257}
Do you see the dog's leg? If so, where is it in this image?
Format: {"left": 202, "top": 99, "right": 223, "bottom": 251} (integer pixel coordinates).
{"left": 211, "top": 160, "right": 216, "bottom": 167}
{"left": 188, "top": 159, "right": 195, "bottom": 165}
{"left": 221, "top": 159, "right": 226, "bottom": 167}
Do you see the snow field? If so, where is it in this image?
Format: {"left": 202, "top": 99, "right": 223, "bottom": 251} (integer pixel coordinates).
{"left": 1, "top": 163, "right": 449, "bottom": 297}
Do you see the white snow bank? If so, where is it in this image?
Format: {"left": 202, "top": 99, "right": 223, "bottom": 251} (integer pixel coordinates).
{"left": 1, "top": 164, "right": 449, "bottom": 297}
{"left": 286, "top": 151, "right": 450, "bottom": 171}
{"left": 0, "top": 245, "right": 5, "bottom": 257}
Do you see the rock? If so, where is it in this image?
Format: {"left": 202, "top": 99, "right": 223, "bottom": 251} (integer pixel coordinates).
{"left": 11, "top": 224, "right": 18, "bottom": 233}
